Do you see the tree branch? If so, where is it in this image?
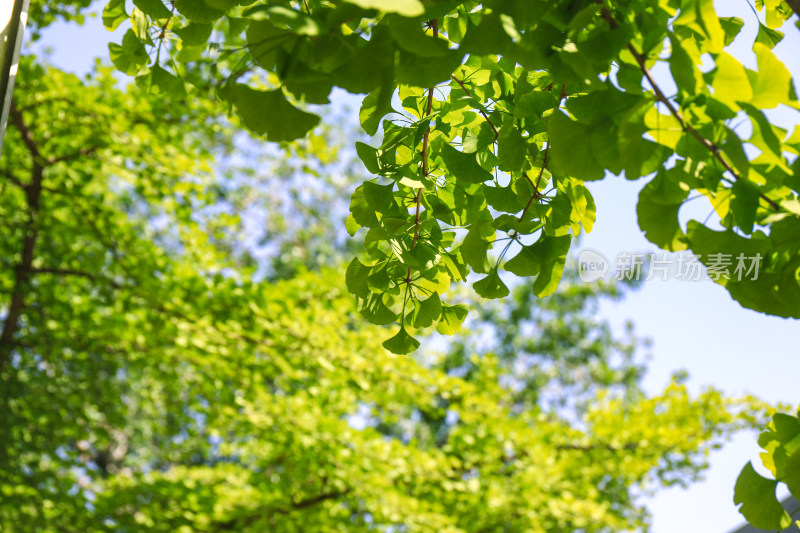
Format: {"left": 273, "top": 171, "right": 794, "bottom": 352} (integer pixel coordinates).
{"left": 519, "top": 163, "right": 546, "bottom": 222}
{"left": 451, "top": 75, "right": 498, "bottom": 141}
{"left": 786, "top": 0, "right": 800, "bottom": 19}
{"left": 625, "top": 42, "right": 781, "bottom": 212}
{"left": 214, "top": 488, "right": 352, "bottom": 530}
{"left": 155, "top": 2, "right": 177, "bottom": 64}
{"left": 0, "top": 105, "right": 45, "bottom": 371}
{"left": 414, "top": 18, "right": 439, "bottom": 249}
{"left": 48, "top": 146, "right": 99, "bottom": 166}
{"left": 289, "top": 488, "right": 352, "bottom": 511}
{"left": 596, "top": 3, "right": 781, "bottom": 212}
{"left": 0, "top": 168, "right": 27, "bottom": 189}
{"left": 9, "top": 100, "right": 42, "bottom": 162}
{"left": 29, "top": 267, "right": 96, "bottom": 280}
{"left": 17, "top": 96, "right": 100, "bottom": 120}
{"left": 519, "top": 85, "right": 565, "bottom": 222}
{"left": 555, "top": 442, "right": 639, "bottom": 452}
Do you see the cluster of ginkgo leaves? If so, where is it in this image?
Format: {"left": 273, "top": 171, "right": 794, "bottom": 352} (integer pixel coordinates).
{"left": 735, "top": 409, "right": 800, "bottom": 530}
{"left": 103, "top": 0, "right": 800, "bottom": 354}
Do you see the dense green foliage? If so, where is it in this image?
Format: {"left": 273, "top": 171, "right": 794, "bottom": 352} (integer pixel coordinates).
{"left": 94, "top": 0, "right": 800, "bottom": 353}
{"left": 95, "top": 2, "right": 800, "bottom": 524}
{"left": 0, "top": 38, "right": 771, "bottom": 532}
{"left": 3, "top": 0, "right": 799, "bottom": 530}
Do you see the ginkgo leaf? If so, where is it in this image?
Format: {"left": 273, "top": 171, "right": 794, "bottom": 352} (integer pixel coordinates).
{"left": 174, "top": 0, "right": 231, "bottom": 22}
{"left": 497, "top": 124, "right": 526, "bottom": 172}
{"left": 103, "top": 0, "right": 128, "bottom": 30}
{"left": 176, "top": 22, "right": 214, "bottom": 45}
{"left": 439, "top": 143, "right": 493, "bottom": 184}
{"left": 734, "top": 463, "right": 791, "bottom": 530}
{"left": 108, "top": 29, "right": 149, "bottom": 76}
{"left": 637, "top": 170, "right": 689, "bottom": 251}
{"left": 750, "top": 43, "right": 794, "bottom": 109}
{"left": 219, "top": 85, "right": 320, "bottom": 141}
{"left": 712, "top": 52, "right": 752, "bottom": 110}
{"left": 357, "top": 293, "right": 398, "bottom": 325}
{"left": 504, "top": 235, "right": 571, "bottom": 297}
{"left": 754, "top": 23, "right": 784, "bottom": 49}
{"left": 548, "top": 112, "right": 605, "bottom": 181}
{"left": 473, "top": 271, "right": 510, "bottom": 299}
{"left": 342, "top": 0, "right": 424, "bottom": 17}
{"left": 133, "top": 0, "right": 172, "bottom": 19}
{"left": 411, "top": 292, "right": 442, "bottom": 328}
{"left": 346, "top": 257, "right": 372, "bottom": 298}
{"left": 382, "top": 326, "right": 420, "bottom": 354}
{"left": 435, "top": 304, "right": 468, "bottom": 335}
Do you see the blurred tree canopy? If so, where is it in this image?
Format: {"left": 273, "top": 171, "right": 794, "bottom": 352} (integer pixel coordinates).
{"left": 1, "top": 0, "right": 796, "bottom": 531}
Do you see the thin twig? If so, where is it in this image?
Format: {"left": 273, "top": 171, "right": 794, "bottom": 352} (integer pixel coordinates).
{"left": 519, "top": 84, "right": 566, "bottom": 222}
{"left": 9, "top": 101, "right": 42, "bottom": 161}
{"left": 405, "top": 19, "right": 439, "bottom": 284}
{"left": 786, "top": 0, "right": 800, "bottom": 18}
{"left": 0, "top": 169, "right": 27, "bottom": 189}
{"left": 519, "top": 156, "right": 547, "bottom": 222}
{"left": 597, "top": 2, "right": 780, "bottom": 212}
{"left": 451, "top": 75, "right": 498, "bottom": 141}
{"left": 48, "top": 146, "right": 99, "bottom": 166}
{"left": 29, "top": 267, "right": 95, "bottom": 280}
{"left": 627, "top": 43, "right": 780, "bottom": 212}
{"left": 156, "top": 3, "right": 177, "bottom": 65}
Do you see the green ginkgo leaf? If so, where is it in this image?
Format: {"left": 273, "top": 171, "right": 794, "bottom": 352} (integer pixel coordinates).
{"left": 357, "top": 293, "right": 398, "bottom": 325}
{"left": 473, "top": 270, "right": 510, "bottom": 299}
{"left": 435, "top": 304, "right": 468, "bottom": 335}
{"left": 108, "top": 29, "right": 149, "bottom": 76}
{"left": 382, "top": 326, "right": 420, "bottom": 354}
{"left": 750, "top": 43, "right": 794, "bottom": 109}
{"left": 346, "top": 258, "right": 372, "bottom": 298}
{"left": 174, "top": 0, "right": 230, "bottom": 22}
{"left": 734, "top": 462, "right": 791, "bottom": 530}
{"left": 411, "top": 292, "right": 442, "bottom": 328}
{"left": 439, "top": 143, "right": 493, "bottom": 185}
{"left": 133, "top": 0, "right": 172, "bottom": 19}
{"left": 103, "top": 0, "right": 128, "bottom": 30}
{"left": 220, "top": 85, "right": 320, "bottom": 141}
{"left": 342, "top": 0, "right": 424, "bottom": 17}
{"left": 637, "top": 170, "right": 689, "bottom": 251}
{"left": 548, "top": 112, "right": 605, "bottom": 181}
{"left": 754, "top": 23, "right": 784, "bottom": 49}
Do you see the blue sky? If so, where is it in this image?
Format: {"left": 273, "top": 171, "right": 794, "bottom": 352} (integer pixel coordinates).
{"left": 28, "top": 2, "right": 800, "bottom": 531}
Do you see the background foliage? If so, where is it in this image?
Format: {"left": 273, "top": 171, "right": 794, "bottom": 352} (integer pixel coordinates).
{"left": 1, "top": 0, "right": 799, "bottom": 530}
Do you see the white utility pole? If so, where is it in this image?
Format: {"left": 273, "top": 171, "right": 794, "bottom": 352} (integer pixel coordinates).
{"left": 0, "top": 0, "right": 30, "bottom": 155}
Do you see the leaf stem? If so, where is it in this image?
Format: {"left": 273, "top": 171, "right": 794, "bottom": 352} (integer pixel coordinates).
{"left": 156, "top": 3, "right": 177, "bottom": 65}
{"left": 406, "top": 18, "right": 439, "bottom": 283}
{"left": 627, "top": 42, "right": 780, "bottom": 212}
{"left": 596, "top": 2, "right": 780, "bottom": 212}
{"left": 451, "top": 75, "right": 498, "bottom": 141}
{"left": 519, "top": 84, "right": 565, "bottom": 222}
